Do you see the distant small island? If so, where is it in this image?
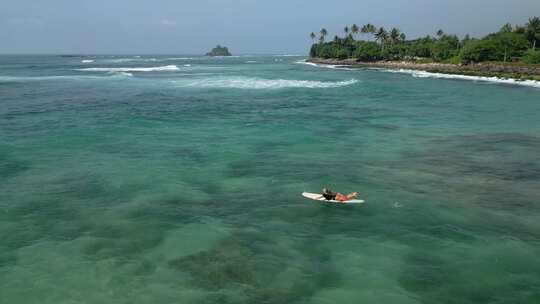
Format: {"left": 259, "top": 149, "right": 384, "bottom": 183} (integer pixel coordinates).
{"left": 307, "top": 17, "right": 540, "bottom": 80}
{"left": 206, "top": 45, "right": 232, "bottom": 56}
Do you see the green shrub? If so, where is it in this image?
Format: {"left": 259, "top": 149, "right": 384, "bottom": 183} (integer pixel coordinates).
{"left": 522, "top": 50, "right": 540, "bottom": 64}
{"left": 431, "top": 35, "right": 460, "bottom": 61}
{"left": 353, "top": 42, "right": 381, "bottom": 61}
{"left": 335, "top": 49, "right": 349, "bottom": 59}
{"left": 319, "top": 45, "right": 335, "bottom": 58}
{"left": 460, "top": 40, "right": 498, "bottom": 63}
{"left": 488, "top": 32, "right": 529, "bottom": 61}
{"left": 309, "top": 44, "right": 318, "bottom": 57}
{"left": 407, "top": 37, "right": 434, "bottom": 58}
{"left": 460, "top": 33, "right": 529, "bottom": 63}
{"left": 382, "top": 44, "right": 408, "bottom": 60}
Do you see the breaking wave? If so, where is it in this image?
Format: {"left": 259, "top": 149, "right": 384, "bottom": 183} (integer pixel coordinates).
{"left": 295, "top": 60, "right": 355, "bottom": 70}
{"left": 174, "top": 76, "right": 358, "bottom": 89}
{"left": 166, "top": 57, "right": 196, "bottom": 60}
{"left": 81, "top": 60, "right": 94, "bottom": 63}
{"left": 379, "top": 69, "right": 540, "bottom": 88}
{"left": 103, "top": 58, "right": 158, "bottom": 63}
{"left": 111, "top": 72, "right": 133, "bottom": 77}
{"left": 76, "top": 65, "right": 180, "bottom": 72}
{"left": 297, "top": 60, "right": 540, "bottom": 88}
{"left": 0, "top": 73, "right": 132, "bottom": 82}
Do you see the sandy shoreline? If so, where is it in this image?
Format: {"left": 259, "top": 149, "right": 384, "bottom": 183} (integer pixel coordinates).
{"left": 307, "top": 58, "right": 540, "bottom": 81}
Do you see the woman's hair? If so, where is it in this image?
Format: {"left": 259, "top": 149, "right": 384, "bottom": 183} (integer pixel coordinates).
{"left": 322, "top": 188, "right": 335, "bottom": 200}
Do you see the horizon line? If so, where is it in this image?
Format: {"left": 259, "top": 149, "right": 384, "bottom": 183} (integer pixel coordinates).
{"left": 0, "top": 52, "right": 308, "bottom": 56}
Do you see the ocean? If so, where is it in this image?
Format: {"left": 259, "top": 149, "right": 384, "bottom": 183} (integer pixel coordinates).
{"left": 1, "top": 54, "right": 539, "bottom": 303}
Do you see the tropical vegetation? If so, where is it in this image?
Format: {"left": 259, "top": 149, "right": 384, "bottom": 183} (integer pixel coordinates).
{"left": 309, "top": 17, "right": 540, "bottom": 64}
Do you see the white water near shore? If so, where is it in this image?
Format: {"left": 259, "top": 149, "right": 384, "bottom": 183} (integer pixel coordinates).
{"left": 296, "top": 60, "right": 355, "bottom": 70}
{"left": 298, "top": 60, "right": 540, "bottom": 88}
{"left": 377, "top": 68, "right": 540, "bottom": 88}
{"left": 174, "top": 76, "right": 358, "bottom": 89}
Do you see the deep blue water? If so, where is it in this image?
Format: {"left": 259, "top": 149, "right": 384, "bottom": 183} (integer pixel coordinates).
{"left": 1, "top": 55, "right": 540, "bottom": 303}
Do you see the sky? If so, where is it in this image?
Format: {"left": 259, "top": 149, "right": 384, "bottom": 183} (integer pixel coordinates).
{"left": 1, "top": 0, "right": 539, "bottom": 54}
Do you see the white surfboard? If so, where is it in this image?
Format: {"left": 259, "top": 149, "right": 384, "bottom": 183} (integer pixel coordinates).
{"left": 302, "top": 192, "right": 365, "bottom": 204}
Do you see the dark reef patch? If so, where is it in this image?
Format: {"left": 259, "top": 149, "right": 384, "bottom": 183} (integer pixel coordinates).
{"left": 401, "top": 133, "right": 540, "bottom": 182}
{"left": 167, "top": 231, "right": 341, "bottom": 304}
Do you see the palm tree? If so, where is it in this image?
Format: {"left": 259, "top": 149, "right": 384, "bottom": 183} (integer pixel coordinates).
{"left": 319, "top": 28, "right": 328, "bottom": 43}
{"left": 526, "top": 17, "right": 540, "bottom": 51}
{"left": 390, "top": 28, "right": 401, "bottom": 44}
{"left": 310, "top": 32, "right": 316, "bottom": 44}
{"left": 460, "top": 34, "right": 471, "bottom": 48}
{"left": 351, "top": 24, "right": 359, "bottom": 40}
{"left": 361, "top": 23, "right": 376, "bottom": 40}
{"left": 344, "top": 26, "right": 349, "bottom": 37}
{"left": 375, "top": 27, "right": 389, "bottom": 50}
{"left": 399, "top": 33, "right": 406, "bottom": 42}
{"left": 514, "top": 25, "right": 526, "bottom": 34}
{"left": 500, "top": 23, "right": 513, "bottom": 33}
{"left": 436, "top": 29, "right": 444, "bottom": 38}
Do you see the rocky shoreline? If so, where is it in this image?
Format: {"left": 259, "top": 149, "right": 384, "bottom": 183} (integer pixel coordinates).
{"left": 307, "top": 58, "right": 540, "bottom": 81}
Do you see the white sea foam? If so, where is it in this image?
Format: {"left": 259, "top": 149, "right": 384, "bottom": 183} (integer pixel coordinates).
{"left": 0, "top": 73, "right": 132, "bottom": 82}
{"left": 77, "top": 65, "right": 180, "bottom": 72}
{"left": 102, "top": 58, "right": 158, "bottom": 63}
{"left": 98, "top": 57, "right": 198, "bottom": 63}
{"left": 81, "top": 59, "right": 94, "bottom": 63}
{"left": 296, "top": 60, "right": 319, "bottom": 67}
{"left": 245, "top": 61, "right": 258, "bottom": 63}
{"left": 298, "top": 60, "right": 540, "bottom": 88}
{"left": 295, "top": 60, "right": 355, "bottom": 70}
{"left": 174, "top": 76, "right": 358, "bottom": 89}
{"left": 166, "top": 57, "right": 196, "bottom": 60}
{"left": 378, "top": 69, "right": 540, "bottom": 88}
{"left": 111, "top": 71, "right": 133, "bottom": 77}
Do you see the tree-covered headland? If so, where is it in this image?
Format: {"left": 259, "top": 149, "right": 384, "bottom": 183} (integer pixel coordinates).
{"left": 309, "top": 17, "right": 540, "bottom": 65}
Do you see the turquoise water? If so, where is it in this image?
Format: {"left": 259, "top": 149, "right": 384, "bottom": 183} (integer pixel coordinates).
{"left": 1, "top": 55, "right": 540, "bottom": 303}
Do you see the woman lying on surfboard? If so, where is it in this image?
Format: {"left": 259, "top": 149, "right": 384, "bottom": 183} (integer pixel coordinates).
{"left": 322, "top": 188, "right": 358, "bottom": 202}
